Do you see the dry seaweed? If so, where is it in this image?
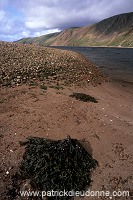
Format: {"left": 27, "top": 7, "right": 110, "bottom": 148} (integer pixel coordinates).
{"left": 19, "top": 136, "right": 98, "bottom": 199}
{"left": 69, "top": 92, "right": 98, "bottom": 103}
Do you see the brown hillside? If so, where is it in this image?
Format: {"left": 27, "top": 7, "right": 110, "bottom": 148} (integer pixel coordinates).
{"left": 16, "top": 12, "right": 133, "bottom": 47}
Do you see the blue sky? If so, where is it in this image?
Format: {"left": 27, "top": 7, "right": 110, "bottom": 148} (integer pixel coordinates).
{"left": 0, "top": 0, "right": 133, "bottom": 42}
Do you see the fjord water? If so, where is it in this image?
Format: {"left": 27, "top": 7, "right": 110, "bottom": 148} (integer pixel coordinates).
{"left": 52, "top": 46, "right": 133, "bottom": 83}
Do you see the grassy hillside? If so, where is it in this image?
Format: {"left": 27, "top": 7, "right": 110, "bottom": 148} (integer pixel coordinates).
{"left": 16, "top": 32, "right": 59, "bottom": 46}
{"left": 16, "top": 12, "right": 133, "bottom": 47}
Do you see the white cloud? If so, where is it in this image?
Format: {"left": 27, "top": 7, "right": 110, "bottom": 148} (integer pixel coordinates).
{"left": 22, "top": 30, "right": 30, "bottom": 37}
{"left": 33, "top": 29, "right": 60, "bottom": 37}
{"left": 0, "top": 10, "right": 5, "bottom": 21}
{"left": 0, "top": 12, "right": 24, "bottom": 41}
{"left": 0, "top": 12, "right": 13, "bottom": 34}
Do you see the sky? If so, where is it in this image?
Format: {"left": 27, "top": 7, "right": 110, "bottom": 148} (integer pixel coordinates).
{"left": 0, "top": 0, "right": 133, "bottom": 42}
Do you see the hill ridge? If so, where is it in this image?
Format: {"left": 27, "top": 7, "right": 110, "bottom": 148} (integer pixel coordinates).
{"left": 16, "top": 12, "right": 133, "bottom": 47}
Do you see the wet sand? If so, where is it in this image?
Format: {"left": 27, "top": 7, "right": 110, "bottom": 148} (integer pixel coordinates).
{"left": 0, "top": 79, "right": 133, "bottom": 199}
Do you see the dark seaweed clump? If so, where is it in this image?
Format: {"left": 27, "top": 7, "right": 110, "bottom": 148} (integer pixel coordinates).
{"left": 20, "top": 136, "right": 98, "bottom": 199}
{"left": 69, "top": 92, "right": 98, "bottom": 103}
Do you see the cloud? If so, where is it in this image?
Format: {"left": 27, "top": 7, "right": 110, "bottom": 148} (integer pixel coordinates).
{"left": 0, "top": 10, "right": 5, "bottom": 21}
{"left": 33, "top": 29, "right": 60, "bottom": 37}
{"left": 0, "top": 0, "right": 8, "bottom": 8}
{"left": 24, "top": 0, "right": 98, "bottom": 30}
{"left": 0, "top": 0, "right": 133, "bottom": 41}
{"left": 21, "top": 0, "right": 133, "bottom": 31}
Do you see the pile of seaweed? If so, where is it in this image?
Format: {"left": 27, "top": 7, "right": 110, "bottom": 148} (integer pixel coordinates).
{"left": 20, "top": 136, "right": 98, "bottom": 199}
{"left": 69, "top": 92, "right": 98, "bottom": 103}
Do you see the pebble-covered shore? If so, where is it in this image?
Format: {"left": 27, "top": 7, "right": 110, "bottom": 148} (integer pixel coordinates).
{"left": 0, "top": 42, "right": 107, "bottom": 87}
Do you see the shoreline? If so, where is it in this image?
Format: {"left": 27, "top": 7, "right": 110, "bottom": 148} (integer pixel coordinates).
{"left": 50, "top": 45, "right": 133, "bottom": 49}
{"left": 106, "top": 77, "right": 133, "bottom": 86}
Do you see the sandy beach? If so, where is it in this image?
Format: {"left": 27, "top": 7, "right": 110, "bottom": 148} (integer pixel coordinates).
{"left": 0, "top": 42, "right": 133, "bottom": 200}
{"left": 0, "top": 79, "right": 133, "bottom": 199}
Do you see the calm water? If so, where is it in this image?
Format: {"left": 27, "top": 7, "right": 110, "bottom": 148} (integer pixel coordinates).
{"left": 51, "top": 46, "right": 133, "bottom": 83}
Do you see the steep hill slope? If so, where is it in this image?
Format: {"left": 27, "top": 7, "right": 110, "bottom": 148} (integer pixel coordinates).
{"left": 16, "top": 12, "right": 133, "bottom": 47}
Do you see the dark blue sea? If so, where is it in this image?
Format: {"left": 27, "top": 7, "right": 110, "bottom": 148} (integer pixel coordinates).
{"left": 51, "top": 46, "right": 133, "bottom": 83}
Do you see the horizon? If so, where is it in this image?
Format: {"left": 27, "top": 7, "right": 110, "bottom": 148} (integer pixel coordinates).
{"left": 0, "top": 0, "right": 133, "bottom": 42}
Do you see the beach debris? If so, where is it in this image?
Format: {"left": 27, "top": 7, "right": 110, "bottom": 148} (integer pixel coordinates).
{"left": 19, "top": 136, "right": 98, "bottom": 199}
{"left": 6, "top": 171, "right": 9, "bottom": 175}
{"left": 91, "top": 133, "right": 100, "bottom": 140}
{"left": 69, "top": 92, "right": 98, "bottom": 103}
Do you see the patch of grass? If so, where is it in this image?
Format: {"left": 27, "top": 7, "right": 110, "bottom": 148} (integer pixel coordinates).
{"left": 49, "top": 85, "right": 64, "bottom": 90}
{"left": 0, "top": 134, "right": 4, "bottom": 138}
{"left": 0, "top": 99, "right": 6, "bottom": 103}
{"left": 69, "top": 92, "right": 98, "bottom": 103}
{"left": 20, "top": 90, "right": 26, "bottom": 95}
{"left": 40, "top": 85, "right": 47, "bottom": 90}
{"left": 56, "top": 91, "right": 64, "bottom": 94}
{"left": 29, "top": 81, "right": 38, "bottom": 86}
{"left": 40, "top": 92, "right": 45, "bottom": 95}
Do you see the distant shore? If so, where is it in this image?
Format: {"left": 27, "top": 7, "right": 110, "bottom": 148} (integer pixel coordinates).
{"left": 86, "top": 46, "right": 133, "bottom": 49}
{"left": 51, "top": 45, "right": 133, "bottom": 49}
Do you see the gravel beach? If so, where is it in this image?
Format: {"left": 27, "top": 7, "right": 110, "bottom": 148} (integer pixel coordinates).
{"left": 0, "top": 42, "right": 106, "bottom": 87}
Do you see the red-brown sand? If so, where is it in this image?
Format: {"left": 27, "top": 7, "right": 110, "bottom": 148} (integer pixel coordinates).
{"left": 0, "top": 80, "right": 133, "bottom": 199}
